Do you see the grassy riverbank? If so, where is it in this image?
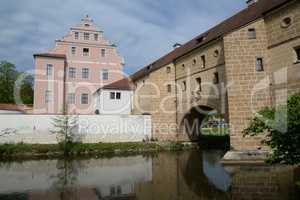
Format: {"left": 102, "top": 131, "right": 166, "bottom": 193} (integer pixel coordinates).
{"left": 0, "top": 142, "right": 198, "bottom": 160}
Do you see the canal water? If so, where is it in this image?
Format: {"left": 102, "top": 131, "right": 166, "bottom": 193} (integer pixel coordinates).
{"left": 0, "top": 150, "right": 299, "bottom": 200}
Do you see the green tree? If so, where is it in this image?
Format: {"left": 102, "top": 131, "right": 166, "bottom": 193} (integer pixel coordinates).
{"left": 0, "top": 61, "right": 18, "bottom": 103}
{"left": 243, "top": 94, "right": 300, "bottom": 165}
{"left": 19, "top": 73, "right": 34, "bottom": 104}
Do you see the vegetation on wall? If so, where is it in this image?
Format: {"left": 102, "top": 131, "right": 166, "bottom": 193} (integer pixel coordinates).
{"left": 243, "top": 94, "right": 300, "bottom": 165}
{"left": 0, "top": 61, "right": 34, "bottom": 105}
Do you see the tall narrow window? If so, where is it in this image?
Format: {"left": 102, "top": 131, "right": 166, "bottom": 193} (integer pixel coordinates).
{"left": 68, "top": 93, "right": 75, "bottom": 104}
{"left": 201, "top": 55, "right": 206, "bottom": 68}
{"left": 196, "top": 77, "right": 202, "bottom": 91}
{"left": 46, "top": 64, "right": 53, "bottom": 76}
{"left": 94, "top": 34, "right": 98, "bottom": 41}
{"left": 182, "top": 64, "right": 185, "bottom": 70}
{"left": 71, "top": 47, "right": 76, "bottom": 55}
{"left": 84, "top": 32, "right": 89, "bottom": 40}
{"left": 166, "top": 66, "right": 171, "bottom": 73}
{"left": 102, "top": 69, "right": 109, "bottom": 80}
{"left": 69, "top": 67, "right": 76, "bottom": 79}
{"left": 110, "top": 92, "right": 116, "bottom": 100}
{"left": 214, "top": 72, "right": 219, "bottom": 84}
{"left": 256, "top": 58, "right": 264, "bottom": 71}
{"left": 81, "top": 93, "right": 89, "bottom": 104}
{"left": 295, "top": 47, "right": 300, "bottom": 63}
{"left": 167, "top": 84, "right": 172, "bottom": 93}
{"left": 101, "top": 49, "right": 106, "bottom": 57}
{"left": 45, "top": 90, "right": 52, "bottom": 103}
{"left": 74, "top": 32, "right": 79, "bottom": 40}
{"left": 82, "top": 68, "right": 89, "bottom": 79}
{"left": 248, "top": 28, "right": 256, "bottom": 39}
{"left": 193, "top": 59, "right": 197, "bottom": 66}
{"left": 116, "top": 92, "right": 121, "bottom": 100}
{"left": 182, "top": 81, "right": 187, "bottom": 92}
{"left": 83, "top": 48, "right": 89, "bottom": 56}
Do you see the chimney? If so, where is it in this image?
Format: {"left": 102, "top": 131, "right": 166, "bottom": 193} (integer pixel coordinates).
{"left": 246, "top": 0, "right": 258, "bottom": 6}
{"left": 173, "top": 43, "right": 182, "bottom": 49}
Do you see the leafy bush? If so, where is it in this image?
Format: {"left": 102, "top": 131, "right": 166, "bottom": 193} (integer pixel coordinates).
{"left": 243, "top": 94, "right": 300, "bottom": 165}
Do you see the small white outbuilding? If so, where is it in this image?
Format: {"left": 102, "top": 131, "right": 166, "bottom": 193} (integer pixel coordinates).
{"left": 94, "top": 78, "right": 134, "bottom": 115}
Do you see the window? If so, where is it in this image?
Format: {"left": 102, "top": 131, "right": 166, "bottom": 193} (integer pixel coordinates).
{"left": 67, "top": 93, "right": 75, "bottom": 104}
{"left": 116, "top": 92, "right": 121, "bottom": 100}
{"left": 110, "top": 92, "right": 116, "bottom": 99}
{"left": 248, "top": 28, "right": 256, "bottom": 39}
{"left": 166, "top": 66, "right": 171, "bottom": 73}
{"left": 69, "top": 67, "right": 76, "bottom": 79}
{"left": 201, "top": 55, "right": 206, "bottom": 68}
{"left": 71, "top": 47, "right": 76, "bottom": 55}
{"left": 214, "top": 72, "right": 219, "bottom": 84}
{"left": 214, "top": 49, "right": 219, "bottom": 57}
{"left": 84, "top": 32, "right": 89, "bottom": 40}
{"left": 75, "top": 32, "right": 79, "bottom": 40}
{"left": 295, "top": 47, "right": 300, "bottom": 63}
{"left": 45, "top": 90, "right": 52, "bottom": 103}
{"left": 94, "top": 34, "right": 98, "bottom": 41}
{"left": 84, "top": 23, "right": 90, "bottom": 27}
{"left": 196, "top": 77, "right": 202, "bottom": 91}
{"left": 102, "top": 69, "right": 109, "bottom": 80}
{"left": 281, "top": 17, "right": 292, "bottom": 28}
{"left": 182, "top": 81, "right": 187, "bottom": 92}
{"left": 81, "top": 93, "right": 89, "bottom": 104}
{"left": 182, "top": 64, "right": 185, "bottom": 70}
{"left": 193, "top": 59, "right": 197, "bottom": 65}
{"left": 83, "top": 48, "right": 89, "bottom": 56}
{"left": 82, "top": 68, "right": 89, "bottom": 79}
{"left": 167, "top": 84, "right": 172, "bottom": 93}
{"left": 46, "top": 64, "right": 53, "bottom": 76}
{"left": 101, "top": 49, "right": 106, "bottom": 57}
{"left": 256, "top": 58, "right": 264, "bottom": 71}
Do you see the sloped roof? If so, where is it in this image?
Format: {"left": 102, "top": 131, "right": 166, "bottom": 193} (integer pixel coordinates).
{"left": 130, "top": 0, "right": 292, "bottom": 81}
{"left": 100, "top": 78, "right": 133, "bottom": 91}
{"left": 33, "top": 53, "right": 66, "bottom": 59}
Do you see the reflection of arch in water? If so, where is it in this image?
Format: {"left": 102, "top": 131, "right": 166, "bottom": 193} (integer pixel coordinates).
{"left": 179, "top": 105, "right": 217, "bottom": 141}
{"left": 178, "top": 151, "right": 230, "bottom": 199}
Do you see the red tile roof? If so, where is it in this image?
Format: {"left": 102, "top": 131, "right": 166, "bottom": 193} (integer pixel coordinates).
{"left": 130, "top": 0, "right": 292, "bottom": 81}
{"left": 0, "top": 104, "right": 33, "bottom": 113}
{"left": 101, "top": 78, "right": 133, "bottom": 91}
{"left": 33, "top": 53, "right": 66, "bottom": 59}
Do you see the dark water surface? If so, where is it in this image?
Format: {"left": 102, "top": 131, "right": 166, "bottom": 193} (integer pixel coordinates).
{"left": 0, "top": 150, "right": 299, "bottom": 200}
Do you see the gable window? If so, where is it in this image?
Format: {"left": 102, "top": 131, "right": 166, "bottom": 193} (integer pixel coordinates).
{"left": 71, "top": 47, "right": 76, "bottom": 55}
{"left": 196, "top": 77, "right": 202, "bottom": 91}
{"left": 82, "top": 68, "right": 89, "bottom": 79}
{"left": 69, "top": 67, "right": 76, "bottom": 79}
{"left": 84, "top": 32, "right": 89, "bottom": 40}
{"left": 46, "top": 64, "right": 53, "bottom": 76}
{"left": 67, "top": 93, "right": 75, "bottom": 104}
{"left": 101, "top": 49, "right": 106, "bottom": 57}
{"left": 75, "top": 32, "right": 79, "bottom": 40}
{"left": 45, "top": 90, "right": 52, "bottom": 103}
{"left": 166, "top": 66, "right": 171, "bottom": 73}
{"left": 167, "top": 84, "right": 172, "bottom": 93}
{"left": 102, "top": 69, "right": 109, "bottom": 80}
{"left": 81, "top": 93, "right": 89, "bottom": 104}
{"left": 110, "top": 92, "right": 116, "bottom": 100}
{"left": 248, "top": 28, "right": 256, "bottom": 39}
{"left": 256, "top": 58, "right": 264, "bottom": 71}
{"left": 83, "top": 48, "right": 89, "bottom": 56}
{"left": 182, "top": 81, "right": 187, "bottom": 92}
{"left": 214, "top": 72, "right": 219, "bottom": 84}
{"left": 116, "top": 92, "right": 121, "bottom": 100}
{"left": 94, "top": 34, "right": 98, "bottom": 41}
{"left": 295, "top": 47, "right": 300, "bottom": 63}
{"left": 201, "top": 55, "right": 206, "bottom": 68}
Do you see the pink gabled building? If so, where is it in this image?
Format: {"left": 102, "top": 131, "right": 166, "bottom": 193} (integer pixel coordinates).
{"left": 33, "top": 15, "right": 125, "bottom": 114}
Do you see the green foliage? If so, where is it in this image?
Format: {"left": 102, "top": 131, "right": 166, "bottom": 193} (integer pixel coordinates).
{"left": 243, "top": 94, "right": 300, "bottom": 165}
{"left": 0, "top": 61, "right": 34, "bottom": 104}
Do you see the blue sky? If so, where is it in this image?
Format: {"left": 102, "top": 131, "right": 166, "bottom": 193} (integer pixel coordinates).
{"left": 0, "top": 0, "right": 246, "bottom": 76}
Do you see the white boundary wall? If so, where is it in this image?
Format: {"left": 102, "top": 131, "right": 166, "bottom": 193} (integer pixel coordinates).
{"left": 0, "top": 115, "right": 152, "bottom": 144}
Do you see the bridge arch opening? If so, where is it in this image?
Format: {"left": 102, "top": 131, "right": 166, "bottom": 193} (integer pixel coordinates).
{"left": 180, "top": 105, "right": 227, "bottom": 142}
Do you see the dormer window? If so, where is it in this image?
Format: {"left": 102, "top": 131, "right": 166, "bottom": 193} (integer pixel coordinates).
{"left": 75, "top": 32, "right": 79, "bottom": 40}
{"left": 84, "top": 33, "right": 89, "bottom": 40}
{"left": 248, "top": 28, "right": 256, "bottom": 39}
